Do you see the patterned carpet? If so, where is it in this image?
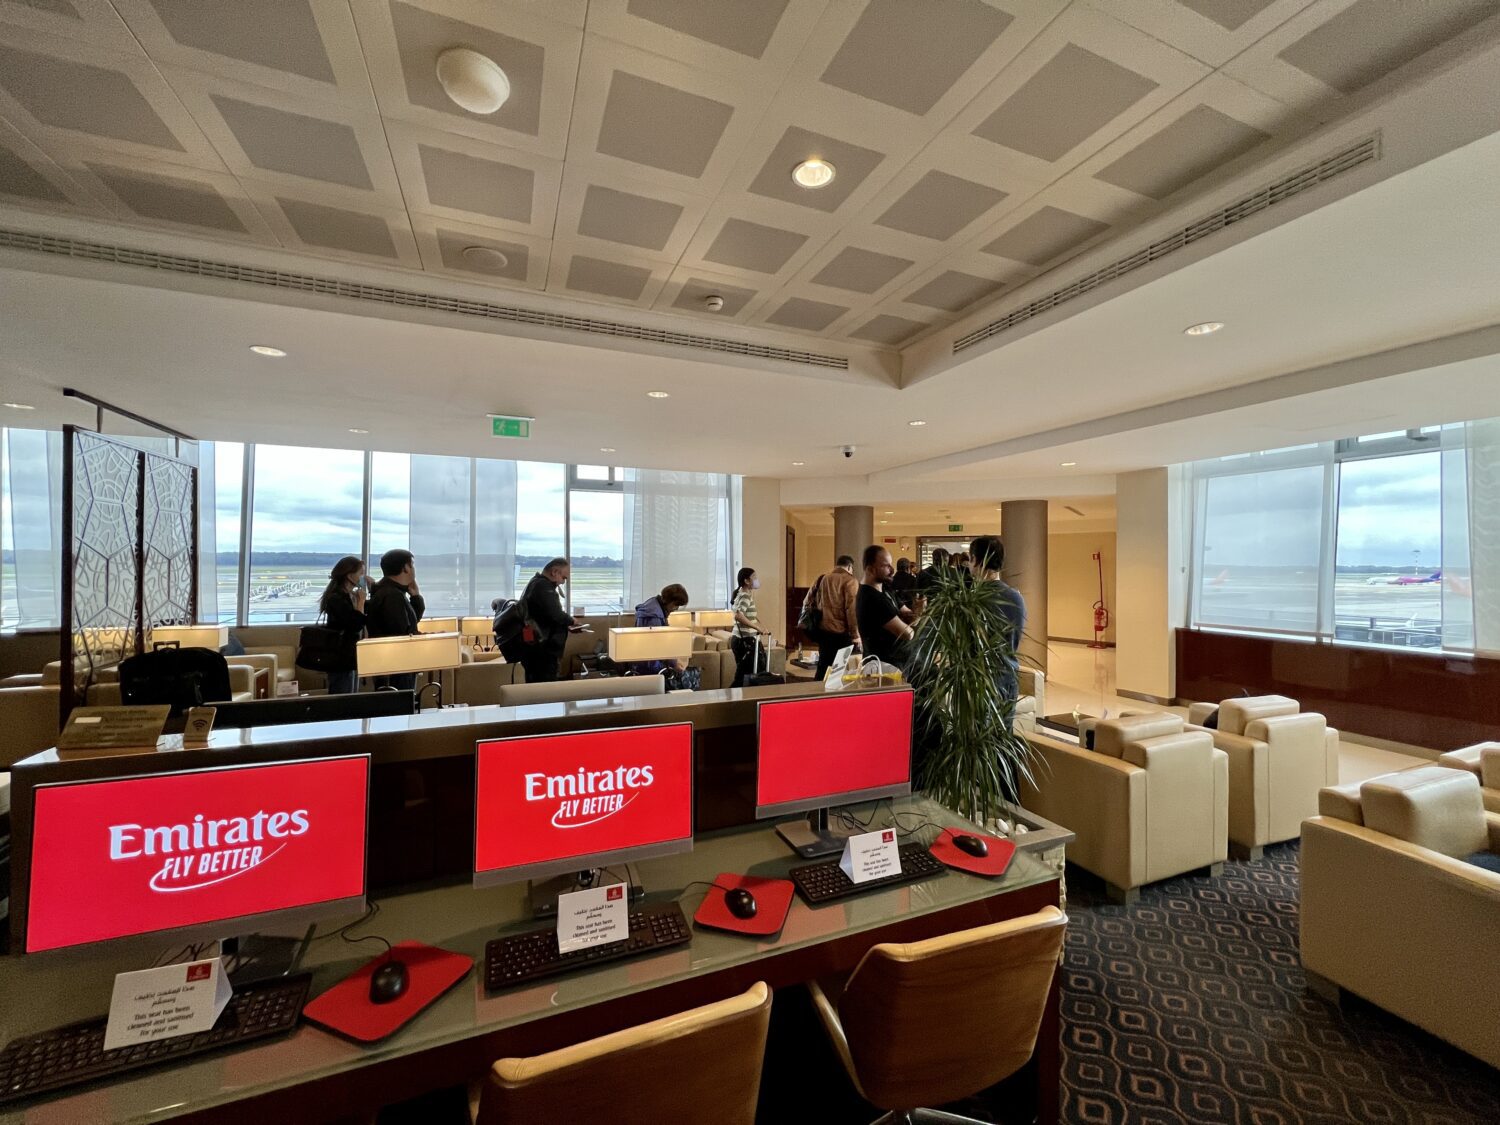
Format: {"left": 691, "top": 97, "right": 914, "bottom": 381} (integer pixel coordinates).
{"left": 1060, "top": 844, "right": 1500, "bottom": 1125}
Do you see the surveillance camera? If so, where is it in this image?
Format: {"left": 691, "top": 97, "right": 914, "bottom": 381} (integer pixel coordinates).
{"left": 842, "top": 445, "right": 856, "bottom": 459}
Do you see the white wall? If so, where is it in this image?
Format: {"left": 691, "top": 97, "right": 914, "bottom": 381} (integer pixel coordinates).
{"left": 1115, "top": 467, "right": 1185, "bottom": 701}
{"left": 740, "top": 477, "right": 784, "bottom": 641}
{"left": 1049, "top": 531, "right": 1117, "bottom": 644}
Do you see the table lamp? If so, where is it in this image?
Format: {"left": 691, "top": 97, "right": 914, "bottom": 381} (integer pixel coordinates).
{"left": 416, "top": 616, "right": 459, "bottom": 634}
{"left": 667, "top": 610, "right": 693, "bottom": 628}
{"left": 356, "top": 633, "right": 464, "bottom": 677}
{"left": 693, "top": 610, "right": 734, "bottom": 629}
{"left": 607, "top": 627, "right": 694, "bottom": 663}
{"left": 150, "top": 624, "right": 229, "bottom": 650}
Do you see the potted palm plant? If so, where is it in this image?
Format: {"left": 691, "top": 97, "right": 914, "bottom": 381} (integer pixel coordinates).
{"left": 906, "top": 566, "right": 1039, "bottom": 824}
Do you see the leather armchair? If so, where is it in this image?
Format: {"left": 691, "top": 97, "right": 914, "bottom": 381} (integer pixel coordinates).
{"left": 1022, "top": 713, "right": 1227, "bottom": 903}
{"left": 451, "top": 661, "right": 527, "bottom": 706}
{"left": 689, "top": 632, "right": 735, "bottom": 690}
{"left": 1016, "top": 668, "right": 1045, "bottom": 733}
{"left": 1186, "top": 694, "right": 1340, "bottom": 859}
{"left": 0, "top": 686, "right": 64, "bottom": 768}
{"left": 1437, "top": 742, "right": 1500, "bottom": 813}
{"left": 1302, "top": 767, "right": 1500, "bottom": 1068}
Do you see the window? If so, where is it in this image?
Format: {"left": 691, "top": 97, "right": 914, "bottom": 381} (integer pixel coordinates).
{"left": 2, "top": 429, "right": 63, "bottom": 629}
{"left": 568, "top": 489, "right": 625, "bottom": 614}
{"left": 211, "top": 442, "right": 244, "bottom": 624}
{"left": 248, "top": 445, "right": 364, "bottom": 623}
{"left": 498, "top": 461, "right": 565, "bottom": 601}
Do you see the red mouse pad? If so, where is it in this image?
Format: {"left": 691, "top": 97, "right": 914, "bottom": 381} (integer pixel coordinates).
{"left": 929, "top": 828, "right": 1017, "bottom": 877}
{"left": 693, "top": 873, "right": 794, "bottom": 937}
{"left": 303, "top": 941, "right": 472, "bottom": 1044}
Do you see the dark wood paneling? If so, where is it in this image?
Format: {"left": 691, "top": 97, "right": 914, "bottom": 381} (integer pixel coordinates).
{"left": 1176, "top": 629, "right": 1500, "bottom": 751}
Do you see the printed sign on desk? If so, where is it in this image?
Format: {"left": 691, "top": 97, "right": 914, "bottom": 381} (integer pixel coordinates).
{"left": 556, "top": 883, "right": 628, "bottom": 954}
{"left": 103, "top": 957, "right": 231, "bottom": 1051}
{"left": 840, "top": 828, "right": 901, "bottom": 885}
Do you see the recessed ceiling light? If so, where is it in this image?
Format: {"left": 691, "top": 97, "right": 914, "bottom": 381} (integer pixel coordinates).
{"left": 880, "top": 520, "right": 888, "bottom": 525}
{"left": 791, "top": 461, "right": 805, "bottom": 466}
{"left": 884, "top": 510, "right": 894, "bottom": 515}
{"left": 646, "top": 390, "right": 670, "bottom": 399}
{"left": 791, "top": 157, "right": 836, "bottom": 189}
{"left": 600, "top": 447, "right": 616, "bottom": 453}
{"left": 1060, "top": 461, "right": 1077, "bottom": 467}
{"left": 249, "top": 345, "right": 286, "bottom": 357}
{"left": 907, "top": 419, "right": 926, "bottom": 427}
{"left": 461, "top": 245, "right": 509, "bottom": 271}
{"left": 348, "top": 428, "right": 369, "bottom": 435}
{"left": 1183, "top": 321, "right": 1224, "bottom": 336}
{"left": 436, "top": 47, "right": 511, "bottom": 115}
{"left": 3, "top": 402, "right": 35, "bottom": 410}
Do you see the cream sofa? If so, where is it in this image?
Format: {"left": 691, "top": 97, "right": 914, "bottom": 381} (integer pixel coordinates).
{"left": 451, "top": 661, "right": 527, "bottom": 706}
{"left": 0, "top": 685, "right": 64, "bottom": 768}
{"left": 1436, "top": 742, "right": 1500, "bottom": 813}
{"left": 1301, "top": 766, "right": 1500, "bottom": 1068}
{"left": 1184, "top": 695, "right": 1339, "bottom": 859}
{"left": 231, "top": 625, "right": 321, "bottom": 689}
{"left": 1016, "top": 669, "right": 1044, "bottom": 733}
{"left": 1021, "top": 713, "right": 1227, "bottom": 903}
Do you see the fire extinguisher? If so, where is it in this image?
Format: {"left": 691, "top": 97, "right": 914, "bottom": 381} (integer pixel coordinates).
{"left": 1090, "top": 551, "right": 1110, "bottom": 649}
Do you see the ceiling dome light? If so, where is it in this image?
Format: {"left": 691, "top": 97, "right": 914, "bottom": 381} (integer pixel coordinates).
{"left": 348, "top": 428, "right": 369, "bottom": 434}
{"left": 436, "top": 47, "right": 511, "bottom": 115}
{"left": 646, "top": 390, "right": 670, "bottom": 399}
{"left": 1183, "top": 321, "right": 1224, "bottom": 336}
{"left": 600, "top": 447, "right": 616, "bottom": 453}
{"left": 461, "top": 245, "right": 510, "bottom": 271}
{"left": 249, "top": 345, "right": 286, "bottom": 357}
{"left": 1060, "top": 461, "right": 1077, "bottom": 467}
{"left": 907, "top": 419, "right": 926, "bottom": 427}
{"left": 3, "top": 402, "right": 35, "bottom": 410}
{"left": 791, "top": 461, "right": 805, "bottom": 466}
{"left": 791, "top": 157, "right": 836, "bottom": 189}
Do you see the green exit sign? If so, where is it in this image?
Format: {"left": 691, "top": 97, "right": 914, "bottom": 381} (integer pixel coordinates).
{"left": 489, "top": 416, "right": 532, "bottom": 439}
{"left": 948, "top": 523, "right": 964, "bottom": 533}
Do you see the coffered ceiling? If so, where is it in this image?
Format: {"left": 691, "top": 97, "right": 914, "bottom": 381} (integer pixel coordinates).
{"left": 0, "top": 0, "right": 1494, "bottom": 352}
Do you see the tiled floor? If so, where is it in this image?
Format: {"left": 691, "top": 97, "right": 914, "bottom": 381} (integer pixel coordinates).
{"left": 1040, "top": 641, "right": 1426, "bottom": 785}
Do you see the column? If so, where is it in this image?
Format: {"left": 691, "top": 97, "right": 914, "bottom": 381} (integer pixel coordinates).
{"left": 1001, "top": 499, "right": 1049, "bottom": 673}
{"left": 833, "top": 506, "right": 874, "bottom": 569}
{"left": 1115, "top": 467, "right": 1186, "bottom": 703}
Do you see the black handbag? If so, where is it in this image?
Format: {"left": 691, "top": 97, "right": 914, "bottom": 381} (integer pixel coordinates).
{"left": 296, "top": 622, "right": 355, "bottom": 672}
{"left": 797, "top": 575, "right": 825, "bottom": 634}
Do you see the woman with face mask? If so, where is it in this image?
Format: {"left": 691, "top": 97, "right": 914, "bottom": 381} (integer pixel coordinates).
{"left": 730, "top": 567, "right": 773, "bottom": 686}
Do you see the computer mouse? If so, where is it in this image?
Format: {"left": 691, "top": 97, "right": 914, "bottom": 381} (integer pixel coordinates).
{"left": 369, "top": 960, "right": 409, "bottom": 1004}
{"left": 724, "top": 888, "right": 758, "bottom": 920}
{"left": 953, "top": 834, "right": 989, "bottom": 858}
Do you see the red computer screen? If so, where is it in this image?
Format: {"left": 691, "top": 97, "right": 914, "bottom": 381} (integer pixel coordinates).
{"left": 756, "top": 689, "right": 913, "bottom": 812}
{"left": 26, "top": 756, "right": 369, "bottom": 953}
{"left": 474, "top": 724, "right": 693, "bottom": 879}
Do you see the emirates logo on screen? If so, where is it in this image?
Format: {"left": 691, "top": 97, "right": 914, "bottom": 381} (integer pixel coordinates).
{"left": 108, "top": 810, "right": 310, "bottom": 893}
{"left": 524, "top": 765, "right": 655, "bottom": 829}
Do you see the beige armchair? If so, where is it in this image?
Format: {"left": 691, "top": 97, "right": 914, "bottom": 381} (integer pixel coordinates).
{"left": 1437, "top": 742, "right": 1500, "bottom": 813}
{"left": 1022, "top": 713, "right": 1228, "bottom": 903}
{"left": 1302, "top": 766, "right": 1500, "bottom": 1068}
{"left": 1016, "top": 668, "right": 1045, "bottom": 733}
{"left": 1185, "top": 695, "right": 1340, "bottom": 859}
{"left": 451, "top": 661, "right": 527, "bottom": 707}
{"left": 0, "top": 686, "right": 64, "bottom": 767}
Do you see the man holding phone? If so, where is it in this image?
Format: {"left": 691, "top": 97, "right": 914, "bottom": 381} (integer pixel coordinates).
{"left": 366, "top": 548, "right": 425, "bottom": 689}
{"left": 499, "top": 557, "right": 584, "bottom": 684}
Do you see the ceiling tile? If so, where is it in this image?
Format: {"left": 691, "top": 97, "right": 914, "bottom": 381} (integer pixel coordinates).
{"left": 89, "top": 162, "right": 245, "bottom": 232}
{"left": 145, "top": 0, "right": 335, "bottom": 82}
{"left": 875, "top": 170, "right": 1006, "bottom": 241}
{"left": 0, "top": 45, "right": 181, "bottom": 150}
{"left": 983, "top": 206, "right": 1110, "bottom": 266}
{"left": 0, "top": 141, "right": 68, "bottom": 202}
{"left": 565, "top": 254, "right": 653, "bottom": 301}
{"left": 973, "top": 44, "right": 1159, "bottom": 163}
{"left": 766, "top": 296, "right": 848, "bottom": 332}
{"left": 849, "top": 313, "right": 928, "bottom": 346}
{"left": 819, "top": 0, "right": 1014, "bottom": 116}
{"left": 577, "top": 184, "right": 683, "bottom": 252}
{"left": 625, "top": 0, "right": 790, "bottom": 59}
{"left": 435, "top": 228, "right": 529, "bottom": 282}
{"left": 1094, "top": 104, "right": 1269, "bottom": 199}
{"left": 671, "top": 276, "right": 757, "bottom": 316}
{"left": 595, "top": 71, "right": 736, "bottom": 179}
{"left": 278, "top": 196, "right": 399, "bottom": 258}
{"left": 389, "top": 0, "right": 545, "bottom": 136}
{"left": 703, "top": 218, "right": 807, "bottom": 274}
{"left": 17, "top": 0, "right": 79, "bottom": 16}
{"left": 812, "top": 246, "right": 914, "bottom": 294}
{"left": 904, "top": 270, "right": 1003, "bottom": 312}
{"left": 212, "top": 95, "right": 372, "bottom": 190}
{"left": 1176, "top": 0, "right": 1280, "bottom": 32}
{"left": 746, "top": 126, "right": 885, "bottom": 213}
{"left": 418, "top": 143, "right": 534, "bottom": 224}
{"left": 1276, "top": 0, "right": 1496, "bottom": 94}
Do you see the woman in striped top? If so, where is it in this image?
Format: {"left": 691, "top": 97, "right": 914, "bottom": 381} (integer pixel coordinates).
{"left": 730, "top": 566, "right": 770, "bottom": 684}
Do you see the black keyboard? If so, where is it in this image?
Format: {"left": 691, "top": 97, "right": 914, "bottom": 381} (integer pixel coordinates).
{"left": 0, "top": 972, "right": 311, "bottom": 1107}
{"left": 485, "top": 901, "right": 691, "bottom": 991}
{"left": 790, "top": 842, "right": 947, "bottom": 905}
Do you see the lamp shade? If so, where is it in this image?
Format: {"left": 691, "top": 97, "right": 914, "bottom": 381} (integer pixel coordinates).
{"left": 416, "top": 616, "right": 459, "bottom": 634}
{"left": 607, "top": 627, "right": 694, "bottom": 663}
{"left": 693, "top": 610, "right": 735, "bottom": 629}
{"left": 151, "top": 624, "right": 229, "bottom": 650}
{"left": 459, "top": 616, "right": 494, "bottom": 636}
{"left": 667, "top": 610, "right": 693, "bottom": 628}
{"left": 356, "top": 633, "right": 464, "bottom": 676}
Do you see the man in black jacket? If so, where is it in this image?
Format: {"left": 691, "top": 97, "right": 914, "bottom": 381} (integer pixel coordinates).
{"left": 500, "top": 557, "right": 578, "bottom": 684}
{"left": 366, "top": 548, "right": 425, "bottom": 689}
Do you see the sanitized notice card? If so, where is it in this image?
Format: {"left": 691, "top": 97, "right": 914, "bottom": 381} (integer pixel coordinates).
{"left": 556, "top": 883, "right": 628, "bottom": 954}
{"left": 839, "top": 828, "right": 902, "bottom": 885}
{"left": 103, "top": 958, "right": 232, "bottom": 1051}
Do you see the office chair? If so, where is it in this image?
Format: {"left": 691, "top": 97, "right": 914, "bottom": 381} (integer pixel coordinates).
{"left": 472, "top": 981, "right": 771, "bottom": 1125}
{"left": 808, "top": 907, "right": 1066, "bottom": 1124}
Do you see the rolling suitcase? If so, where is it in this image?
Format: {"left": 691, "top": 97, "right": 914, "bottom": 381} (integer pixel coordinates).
{"left": 742, "top": 634, "right": 784, "bottom": 687}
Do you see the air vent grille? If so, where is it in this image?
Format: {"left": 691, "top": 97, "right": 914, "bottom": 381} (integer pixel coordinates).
{"left": 0, "top": 229, "right": 850, "bottom": 370}
{"left": 953, "top": 135, "right": 1380, "bottom": 355}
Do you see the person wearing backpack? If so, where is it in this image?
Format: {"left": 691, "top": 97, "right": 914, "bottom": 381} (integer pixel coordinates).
{"left": 499, "top": 558, "right": 581, "bottom": 684}
{"left": 812, "top": 555, "right": 861, "bottom": 681}
{"left": 317, "top": 555, "right": 368, "bottom": 694}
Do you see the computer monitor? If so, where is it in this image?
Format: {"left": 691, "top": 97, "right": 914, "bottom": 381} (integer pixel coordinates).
{"left": 755, "top": 688, "right": 914, "bottom": 858}
{"left": 20, "top": 755, "right": 370, "bottom": 954}
{"left": 473, "top": 723, "right": 694, "bottom": 892}
{"left": 211, "top": 689, "right": 415, "bottom": 729}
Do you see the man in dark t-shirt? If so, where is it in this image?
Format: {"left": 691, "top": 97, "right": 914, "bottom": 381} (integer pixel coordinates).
{"left": 856, "top": 545, "right": 918, "bottom": 669}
